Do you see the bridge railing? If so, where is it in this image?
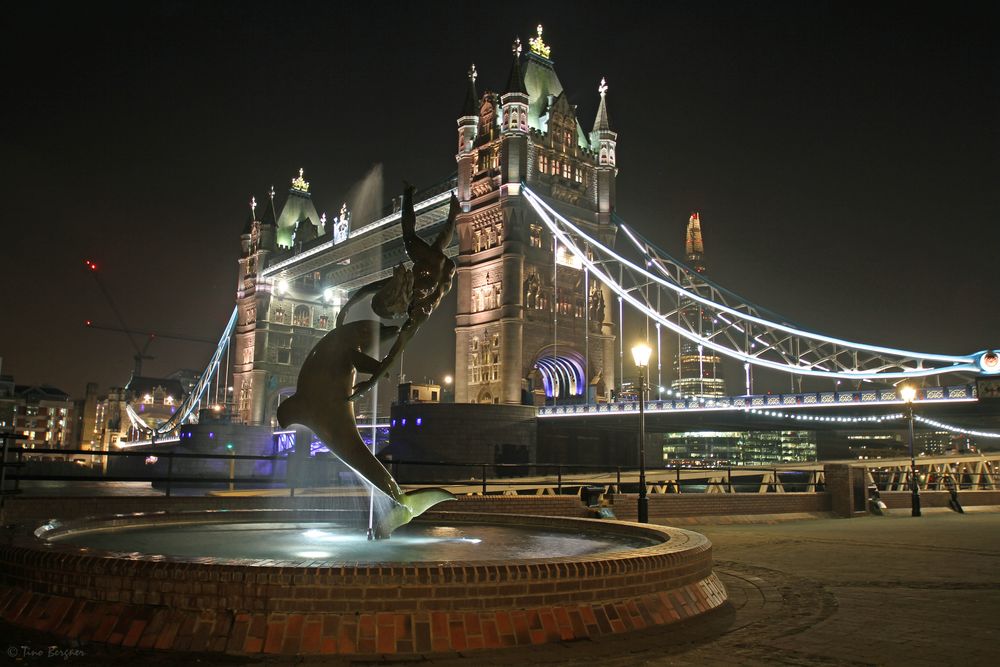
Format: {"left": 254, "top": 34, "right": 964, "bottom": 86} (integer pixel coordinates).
{"left": 537, "top": 384, "right": 977, "bottom": 418}
{"left": 0, "top": 444, "right": 826, "bottom": 498}
{"left": 865, "top": 461, "right": 999, "bottom": 492}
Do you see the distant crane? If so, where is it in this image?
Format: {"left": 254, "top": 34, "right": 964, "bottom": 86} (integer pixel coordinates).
{"left": 83, "top": 259, "right": 215, "bottom": 377}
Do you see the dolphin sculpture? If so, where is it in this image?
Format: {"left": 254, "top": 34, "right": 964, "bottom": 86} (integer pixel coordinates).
{"left": 276, "top": 319, "right": 454, "bottom": 538}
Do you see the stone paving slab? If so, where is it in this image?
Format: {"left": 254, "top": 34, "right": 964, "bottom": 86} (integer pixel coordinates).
{"left": 1, "top": 508, "right": 998, "bottom": 665}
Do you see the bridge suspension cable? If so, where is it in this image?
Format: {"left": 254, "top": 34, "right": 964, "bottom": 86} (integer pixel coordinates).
{"left": 124, "top": 306, "right": 238, "bottom": 437}
{"left": 522, "top": 186, "right": 996, "bottom": 382}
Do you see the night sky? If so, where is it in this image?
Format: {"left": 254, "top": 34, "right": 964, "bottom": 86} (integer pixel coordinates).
{"left": 2, "top": 0, "right": 997, "bottom": 397}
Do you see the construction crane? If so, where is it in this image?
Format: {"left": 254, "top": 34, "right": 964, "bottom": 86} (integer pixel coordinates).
{"left": 83, "top": 259, "right": 215, "bottom": 377}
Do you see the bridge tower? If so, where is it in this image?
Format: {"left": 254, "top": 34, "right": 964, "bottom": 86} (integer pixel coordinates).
{"left": 671, "top": 212, "right": 726, "bottom": 398}
{"left": 453, "top": 27, "right": 617, "bottom": 405}
{"left": 233, "top": 173, "right": 339, "bottom": 425}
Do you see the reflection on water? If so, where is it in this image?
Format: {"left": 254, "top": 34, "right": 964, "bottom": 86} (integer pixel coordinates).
{"left": 50, "top": 521, "right": 655, "bottom": 563}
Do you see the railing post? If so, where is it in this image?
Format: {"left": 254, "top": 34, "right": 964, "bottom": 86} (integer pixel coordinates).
{"left": 557, "top": 466, "right": 562, "bottom": 495}
{"left": 481, "top": 464, "right": 487, "bottom": 495}
{"left": 13, "top": 449, "right": 21, "bottom": 493}
{"left": 727, "top": 467, "right": 733, "bottom": 494}
{"left": 165, "top": 452, "right": 174, "bottom": 498}
{"left": 0, "top": 436, "right": 9, "bottom": 504}
{"left": 676, "top": 465, "right": 681, "bottom": 493}
{"left": 616, "top": 467, "right": 621, "bottom": 490}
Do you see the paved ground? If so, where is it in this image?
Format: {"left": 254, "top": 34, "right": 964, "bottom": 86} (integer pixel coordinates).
{"left": 3, "top": 507, "right": 998, "bottom": 666}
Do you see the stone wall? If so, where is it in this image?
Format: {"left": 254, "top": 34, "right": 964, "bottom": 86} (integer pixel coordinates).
{"left": 387, "top": 403, "right": 537, "bottom": 482}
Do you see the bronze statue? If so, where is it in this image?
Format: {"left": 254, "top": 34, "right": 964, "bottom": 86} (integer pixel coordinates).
{"left": 277, "top": 183, "right": 460, "bottom": 538}
{"left": 276, "top": 319, "right": 454, "bottom": 538}
{"left": 338, "top": 183, "right": 460, "bottom": 399}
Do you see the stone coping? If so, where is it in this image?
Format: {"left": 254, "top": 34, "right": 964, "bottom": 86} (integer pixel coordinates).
{"left": 20, "top": 509, "right": 695, "bottom": 570}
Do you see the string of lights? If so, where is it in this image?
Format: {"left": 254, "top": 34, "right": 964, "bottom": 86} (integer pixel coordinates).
{"left": 522, "top": 185, "right": 991, "bottom": 380}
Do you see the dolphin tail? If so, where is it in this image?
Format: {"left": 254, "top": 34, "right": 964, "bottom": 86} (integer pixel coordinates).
{"left": 402, "top": 487, "right": 456, "bottom": 517}
{"left": 374, "top": 488, "right": 456, "bottom": 539}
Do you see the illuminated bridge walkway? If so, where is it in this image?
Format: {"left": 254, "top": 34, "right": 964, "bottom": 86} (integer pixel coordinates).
{"left": 538, "top": 384, "right": 977, "bottom": 419}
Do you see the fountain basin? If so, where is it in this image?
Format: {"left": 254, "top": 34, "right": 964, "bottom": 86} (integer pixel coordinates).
{"left": 0, "top": 509, "right": 727, "bottom": 655}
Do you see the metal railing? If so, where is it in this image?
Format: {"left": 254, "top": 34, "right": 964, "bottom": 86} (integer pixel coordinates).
{"left": 0, "top": 442, "right": 825, "bottom": 499}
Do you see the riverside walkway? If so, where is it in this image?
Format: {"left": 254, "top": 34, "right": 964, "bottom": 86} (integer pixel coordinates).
{"left": 2, "top": 508, "right": 997, "bottom": 666}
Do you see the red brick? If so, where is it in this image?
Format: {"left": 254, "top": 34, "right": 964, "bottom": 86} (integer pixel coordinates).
{"left": 301, "top": 620, "right": 322, "bottom": 653}
{"left": 449, "top": 619, "right": 467, "bottom": 651}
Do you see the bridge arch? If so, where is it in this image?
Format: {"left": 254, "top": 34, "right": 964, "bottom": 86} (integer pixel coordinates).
{"left": 531, "top": 345, "right": 586, "bottom": 401}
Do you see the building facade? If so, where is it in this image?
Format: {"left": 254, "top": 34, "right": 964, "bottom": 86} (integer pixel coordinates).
{"left": 659, "top": 429, "right": 817, "bottom": 466}
{"left": 453, "top": 27, "right": 618, "bottom": 406}
{"left": 4, "top": 385, "right": 77, "bottom": 458}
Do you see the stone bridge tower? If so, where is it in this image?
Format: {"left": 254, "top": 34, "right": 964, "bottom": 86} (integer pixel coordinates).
{"left": 453, "top": 26, "right": 618, "bottom": 405}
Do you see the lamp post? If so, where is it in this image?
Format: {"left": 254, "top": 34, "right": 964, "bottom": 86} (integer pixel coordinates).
{"left": 631, "top": 343, "right": 652, "bottom": 523}
{"left": 442, "top": 375, "right": 453, "bottom": 403}
{"left": 899, "top": 384, "right": 921, "bottom": 517}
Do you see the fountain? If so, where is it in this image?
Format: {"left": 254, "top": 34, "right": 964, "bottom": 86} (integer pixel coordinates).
{"left": 0, "top": 185, "right": 727, "bottom": 655}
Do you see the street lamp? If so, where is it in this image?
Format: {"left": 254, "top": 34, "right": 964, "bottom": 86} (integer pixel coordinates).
{"left": 631, "top": 343, "right": 652, "bottom": 523}
{"left": 899, "top": 384, "right": 921, "bottom": 517}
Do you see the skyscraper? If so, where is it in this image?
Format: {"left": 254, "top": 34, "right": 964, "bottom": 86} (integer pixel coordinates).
{"left": 671, "top": 213, "right": 726, "bottom": 397}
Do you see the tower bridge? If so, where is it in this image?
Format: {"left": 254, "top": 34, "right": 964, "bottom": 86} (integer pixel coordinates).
{"left": 116, "top": 27, "right": 999, "bottom": 457}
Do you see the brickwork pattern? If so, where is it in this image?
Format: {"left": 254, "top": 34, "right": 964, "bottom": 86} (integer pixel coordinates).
{"left": 877, "top": 489, "right": 1000, "bottom": 510}
{"left": 0, "top": 512, "right": 727, "bottom": 656}
{"left": 609, "top": 493, "right": 832, "bottom": 521}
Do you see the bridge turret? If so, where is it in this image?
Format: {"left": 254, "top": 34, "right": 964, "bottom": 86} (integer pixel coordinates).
{"left": 456, "top": 63, "right": 479, "bottom": 206}
{"left": 500, "top": 37, "right": 529, "bottom": 190}
{"left": 590, "top": 78, "right": 618, "bottom": 226}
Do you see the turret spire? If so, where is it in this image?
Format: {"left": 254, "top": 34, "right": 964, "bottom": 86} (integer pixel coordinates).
{"left": 593, "top": 77, "right": 612, "bottom": 133}
{"left": 505, "top": 37, "right": 527, "bottom": 95}
{"left": 460, "top": 63, "right": 478, "bottom": 118}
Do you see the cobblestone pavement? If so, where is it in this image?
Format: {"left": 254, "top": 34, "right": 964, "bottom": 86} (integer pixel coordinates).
{"left": 2, "top": 508, "right": 998, "bottom": 666}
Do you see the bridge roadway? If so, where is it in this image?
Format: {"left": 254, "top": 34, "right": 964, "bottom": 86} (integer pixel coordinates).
{"left": 537, "top": 383, "right": 1000, "bottom": 432}
{"left": 260, "top": 181, "right": 457, "bottom": 288}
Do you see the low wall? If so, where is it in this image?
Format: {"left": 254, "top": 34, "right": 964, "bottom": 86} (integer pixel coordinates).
{"left": 0, "top": 511, "right": 726, "bottom": 656}
{"left": 609, "top": 492, "right": 832, "bottom": 521}
{"left": 877, "top": 490, "right": 1000, "bottom": 510}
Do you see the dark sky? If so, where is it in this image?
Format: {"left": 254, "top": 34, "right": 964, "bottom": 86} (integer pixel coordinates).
{"left": 1, "top": 0, "right": 997, "bottom": 397}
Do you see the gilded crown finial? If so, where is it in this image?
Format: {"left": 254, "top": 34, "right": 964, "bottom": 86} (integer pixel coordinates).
{"left": 599, "top": 78, "right": 608, "bottom": 97}
{"left": 291, "top": 168, "right": 310, "bottom": 192}
{"left": 529, "top": 24, "right": 551, "bottom": 58}
{"left": 512, "top": 37, "right": 522, "bottom": 57}
{"left": 250, "top": 196, "right": 257, "bottom": 214}
{"left": 469, "top": 63, "right": 477, "bottom": 82}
